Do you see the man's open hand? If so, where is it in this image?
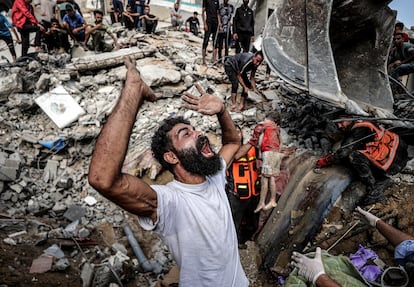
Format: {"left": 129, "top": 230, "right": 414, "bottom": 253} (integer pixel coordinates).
{"left": 182, "top": 83, "right": 224, "bottom": 116}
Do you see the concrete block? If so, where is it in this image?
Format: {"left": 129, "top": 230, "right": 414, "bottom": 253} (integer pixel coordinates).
{"left": 0, "top": 166, "right": 18, "bottom": 181}
{"left": 5, "top": 159, "right": 21, "bottom": 169}
{"left": 63, "top": 205, "right": 86, "bottom": 222}
{"left": 0, "top": 151, "right": 7, "bottom": 164}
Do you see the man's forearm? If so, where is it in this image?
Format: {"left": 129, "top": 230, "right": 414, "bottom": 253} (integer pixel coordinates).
{"left": 234, "top": 143, "right": 252, "bottom": 159}
{"left": 89, "top": 65, "right": 145, "bottom": 186}
{"left": 315, "top": 275, "right": 341, "bottom": 287}
{"left": 218, "top": 108, "right": 239, "bottom": 145}
{"left": 237, "top": 74, "right": 248, "bottom": 90}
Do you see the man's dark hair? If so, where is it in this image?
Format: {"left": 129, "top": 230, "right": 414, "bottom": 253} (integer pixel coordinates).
{"left": 266, "top": 110, "right": 281, "bottom": 124}
{"left": 194, "top": 11, "right": 198, "bottom": 15}
{"left": 0, "top": 3, "right": 9, "bottom": 12}
{"left": 151, "top": 117, "right": 190, "bottom": 172}
{"left": 255, "top": 50, "right": 263, "bottom": 58}
{"left": 93, "top": 9, "right": 104, "bottom": 16}
{"left": 65, "top": 4, "right": 74, "bottom": 11}
{"left": 395, "top": 22, "right": 404, "bottom": 29}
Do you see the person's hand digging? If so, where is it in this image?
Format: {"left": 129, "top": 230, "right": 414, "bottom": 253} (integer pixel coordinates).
{"left": 291, "top": 247, "right": 325, "bottom": 285}
{"left": 356, "top": 206, "right": 380, "bottom": 227}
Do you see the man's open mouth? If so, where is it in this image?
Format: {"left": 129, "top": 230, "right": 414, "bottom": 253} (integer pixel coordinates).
{"left": 198, "top": 137, "right": 215, "bottom": 157}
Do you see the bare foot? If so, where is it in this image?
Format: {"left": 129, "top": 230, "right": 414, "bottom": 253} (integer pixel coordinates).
{"left": 230, "top": 104, "right": 237, "bottom": 111}
{"left": 254, "top": 203, "right": 265, "bottom": 213}
{"left": 237, "top": 104, "right": 244, "bottom": 111}
{"left": 263, "top": 201, "right": 277, "bottom": 211}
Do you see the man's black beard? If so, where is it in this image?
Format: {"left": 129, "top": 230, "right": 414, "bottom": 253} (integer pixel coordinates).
{"left": 175, "top": 137, "right": 222, "bottom": 177}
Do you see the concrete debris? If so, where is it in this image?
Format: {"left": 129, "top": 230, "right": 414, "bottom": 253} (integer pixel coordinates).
{"left": 0, "top": 17, "right": 412, "bottom": 287}
{"left": 29, "top": 255, "right": 54, "bottom": 273}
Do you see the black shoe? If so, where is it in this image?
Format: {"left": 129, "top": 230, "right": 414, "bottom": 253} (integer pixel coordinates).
{"left": 363, "top": 192, "right": 387, "bottom": 206}
{"left": 375, "top": 177, "right": 394, "bottom": 193}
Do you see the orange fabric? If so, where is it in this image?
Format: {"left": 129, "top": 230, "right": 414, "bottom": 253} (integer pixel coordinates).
{"left": 228, "top": 147, "right": 260, "bottom": 199}
{"left": 353, "top": 122, "right": 399, "bottom": 171}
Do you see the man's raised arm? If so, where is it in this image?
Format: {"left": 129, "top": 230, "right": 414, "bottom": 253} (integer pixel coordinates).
{"left": 88, "top": 56, "right": 160, "bottom": 222}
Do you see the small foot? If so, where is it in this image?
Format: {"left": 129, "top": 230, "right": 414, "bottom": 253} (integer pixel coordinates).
{"left": 254, "top": 203, "right": 265, "bottom": 213}
{"left": 263, "top": 201, "right": 277, "bottom": 211}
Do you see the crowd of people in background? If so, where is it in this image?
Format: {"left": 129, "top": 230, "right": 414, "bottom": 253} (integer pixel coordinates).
{"left": 1, "top": 0, "right": 259, "bottom": 63}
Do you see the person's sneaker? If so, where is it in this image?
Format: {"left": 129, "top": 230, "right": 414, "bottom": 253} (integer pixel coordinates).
{"left": 363, "top": 192, "right": 387, "bottom": 206}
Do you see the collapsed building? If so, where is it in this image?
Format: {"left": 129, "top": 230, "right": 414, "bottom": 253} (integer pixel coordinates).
{"left": 0, "top": 0, "right": 414, "bottom": 286}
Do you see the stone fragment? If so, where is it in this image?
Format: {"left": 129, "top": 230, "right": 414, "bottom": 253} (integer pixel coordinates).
{"left": 0, "top": 73, "right": 23, "bottom": 99}
{"left": 29, "top": 255, "right": 53, "bottom": 273}
{"left": 63, "top": 205, "right": 86, "bottom": 222}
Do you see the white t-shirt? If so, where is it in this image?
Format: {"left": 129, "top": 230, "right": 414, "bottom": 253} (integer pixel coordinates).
{"left": 138, "top": 159, "right": 248, "bottom": 287}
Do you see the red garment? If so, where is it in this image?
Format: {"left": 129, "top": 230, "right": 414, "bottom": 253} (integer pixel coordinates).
{"left": 12, "top": 0, "right": 38, "bottom": 29}
{"left": 403, "top": 32, "right": 409, "bottom": 42}
{"left": 261, "top": 121, "right": 281, "bottom": 151}
{"left": 249, "top": 120, "right": 281, "bottom": 152}
{"left": 315, "top": 153, "right": 335, "bottom": 168}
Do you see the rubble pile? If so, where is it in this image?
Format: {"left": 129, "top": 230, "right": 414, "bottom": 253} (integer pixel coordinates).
{"left": 0, "top": 27, "right": 413, "bottom": 287}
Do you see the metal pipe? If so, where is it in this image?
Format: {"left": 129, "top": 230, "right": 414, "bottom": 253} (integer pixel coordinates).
{"left": 122, "top": 224, "right": 162, "bottom": 274}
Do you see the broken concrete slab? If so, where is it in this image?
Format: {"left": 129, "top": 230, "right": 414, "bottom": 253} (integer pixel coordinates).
{"left": 35, "top": 85, "right": 85, "bottom": 129}
{"left": 0, "top": 73, "right": 23, "bottom": 100}
{"left": 66, "top": 46, "right": 157, "bottom": 72}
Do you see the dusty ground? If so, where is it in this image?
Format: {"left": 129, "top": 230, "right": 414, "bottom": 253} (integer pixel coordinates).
{"left": 1, "top": 174, "right": 413, "bottom": 287}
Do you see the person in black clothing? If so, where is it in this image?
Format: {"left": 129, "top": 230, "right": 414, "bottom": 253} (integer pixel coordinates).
{"left": 217, "top": 0, "right": 234, "bottom": 64}
{"left": 226, "top": 125, "right": 260, "bottom": 248}
{"left": 202, "top": 0, "right": 220, "bottom": 65}
{"left": 224, "top": 51, "right": 263, "bottom": 111}
{"left": 139, "top": 5, "right": 158, "bottom": 34}
{"left": 112, "top": 0, "right": 124, "bottom": 23}
{"left": 233, "top": 0, "right": 254, "bottom": 53}
{"left": 44, "top": 18, "right": 70, "bottom": 53}
{"left": 316, "top": 119, "right": 408, "bottom": 205}
{"left": 185, "top": 11, "right": 200, "bottom": 36}
{"left": 123, "top": 5, "right": 139, "bottom": 30}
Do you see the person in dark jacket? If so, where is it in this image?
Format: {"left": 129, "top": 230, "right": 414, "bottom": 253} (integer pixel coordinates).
{"left": 316, "top": 119, "right": 408, "bottom": 205}
{"left": 224, "top": 50, "right": 263, "bottom": 111}
{"left": 226, "top": 125, "right": 260, "bottom": 248}
{"left": 185, "top": 11, "right": 200, "bottom": 36}
{"left": 201, "top": 0, "right": 220, "bottom": 65}
{"left": 233, "top": 0, "right": 254, "bottom": 53}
